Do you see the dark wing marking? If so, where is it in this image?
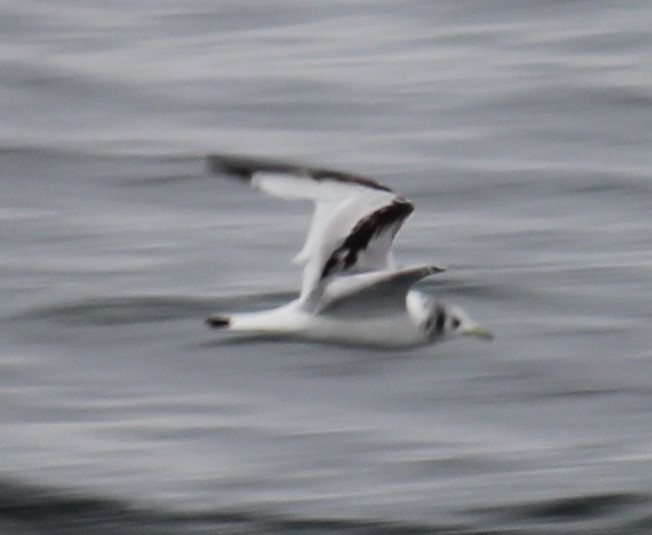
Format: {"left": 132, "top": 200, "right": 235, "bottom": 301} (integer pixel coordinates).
{"left": 317, "top": 265, "right": 445, "bottom": 318}
{"left": 320, "top": 198, "right": 414, "bottom": 280}
{"left": 206, "top": 154, "right": 392, "bottom": 192}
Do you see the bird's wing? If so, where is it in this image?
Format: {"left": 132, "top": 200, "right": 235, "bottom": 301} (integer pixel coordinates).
{"left": 207, "top": 154, "right": 414, "bottom": 303}
{"left": 316, "top": 265, "right": 445, "bottom": 319}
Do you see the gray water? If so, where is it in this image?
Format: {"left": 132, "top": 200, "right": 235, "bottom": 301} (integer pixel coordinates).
{"left": 2, "top": 2, "right": 652, "bottom": 533}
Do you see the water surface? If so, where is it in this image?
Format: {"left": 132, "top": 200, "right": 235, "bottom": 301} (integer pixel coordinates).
{"left": 1, "top": 1, "right": 652, "bottom": 533}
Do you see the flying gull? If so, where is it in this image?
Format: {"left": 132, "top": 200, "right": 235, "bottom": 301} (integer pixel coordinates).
{"left": 205, "top": 154, "right": 492, "bottom": 348}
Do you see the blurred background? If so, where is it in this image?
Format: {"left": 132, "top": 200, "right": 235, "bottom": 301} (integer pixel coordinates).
{"left": 1, "top": 1, "right": 652, "bottom": 533}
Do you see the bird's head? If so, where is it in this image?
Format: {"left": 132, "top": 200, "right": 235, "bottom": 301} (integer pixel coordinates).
{"left": 422, "top": 301, "right": 493, "bottom": 342}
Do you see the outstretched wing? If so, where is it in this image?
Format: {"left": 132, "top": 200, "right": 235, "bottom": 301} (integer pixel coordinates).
{"left": 207, "top": 154, "right": 414, "bottom": 302}
{"left": 206, "top": 154, "right": 393, "bottom": 192}
{"left": 316, "top": 265, "right": 445, "bottom": 319}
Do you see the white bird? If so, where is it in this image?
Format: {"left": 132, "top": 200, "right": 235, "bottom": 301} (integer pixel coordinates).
{"left": 205, "top": 155, "right": 492, "bottom": 348}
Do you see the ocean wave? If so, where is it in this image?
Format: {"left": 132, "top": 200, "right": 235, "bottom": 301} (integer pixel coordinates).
{"left": 1, "top": 478, "right": 649, "bottom": 535}
{"left": 9, "top": 292, "right": 295, "bottom": 327}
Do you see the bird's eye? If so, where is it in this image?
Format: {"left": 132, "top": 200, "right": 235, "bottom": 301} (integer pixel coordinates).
{"left": 451, "top": 317, "right": 461, "bottom": 329}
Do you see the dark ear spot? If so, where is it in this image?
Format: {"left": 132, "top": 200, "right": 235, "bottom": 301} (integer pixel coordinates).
{"left": 452, "top": 316, "right": 461, "bottom": 329}
{"left": 435, "top": 305, "right": 446, "bottom": 333}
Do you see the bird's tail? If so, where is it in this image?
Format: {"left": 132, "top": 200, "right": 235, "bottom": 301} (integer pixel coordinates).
{"left": 206, "top": 315, "right": 231, "bottom": 329}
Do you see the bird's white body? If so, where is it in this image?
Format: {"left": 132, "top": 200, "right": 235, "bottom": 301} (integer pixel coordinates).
{"left": 228, "top": 291, "right": 430, "bottom": 348}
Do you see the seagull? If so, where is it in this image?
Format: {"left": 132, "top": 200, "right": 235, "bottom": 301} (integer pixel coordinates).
{"left": 205, "top": 154, "right": 492, "bottom": 348}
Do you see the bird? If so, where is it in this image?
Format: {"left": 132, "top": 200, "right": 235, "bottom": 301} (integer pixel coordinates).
{"left": 205, "top": 154, "right": 492, "bottom": 348}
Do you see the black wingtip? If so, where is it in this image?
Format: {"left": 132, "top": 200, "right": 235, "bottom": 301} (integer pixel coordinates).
{"left": 206, "top": 315, "right": 231, "bottom": 329}
{"left": 206, "top": 155, "right": 253, "bottom": 180}
{"left": 206, "top": 154, "right": 297, "bottom": 181}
